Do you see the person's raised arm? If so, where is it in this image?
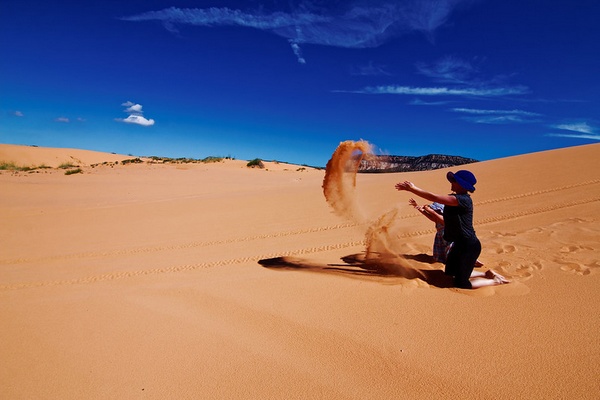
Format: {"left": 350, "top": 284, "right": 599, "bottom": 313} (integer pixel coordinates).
{"left": 395, "top": 181, "right": 458, "bottom": 206}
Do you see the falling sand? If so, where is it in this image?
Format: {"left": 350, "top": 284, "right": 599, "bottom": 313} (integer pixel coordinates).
{"left": 322, "top": 140, "right": 372, "bottom": 222}
{"left": 322, "top": 140, "right": 424, "bottom": 279}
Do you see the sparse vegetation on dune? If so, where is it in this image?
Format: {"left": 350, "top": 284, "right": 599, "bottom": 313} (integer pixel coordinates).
{"left": 1, "top": 161, "right": 53, "bottom": 172}
{"left": 148, "top": 155, "right": 233, "bottom": 164}
{"left": 64, "top": 168, "right": 83, "bottom": 175}
{"left": 121, "top": 158, "right": 144, "bottom": 165}
{"left": 246, "top": 158, "right": 264, "bottom": 168}
{"left": 58, "top": 162, "right": 78, "bottom": 169}
{"left": 1, "top": 151, "right": 317, "bottom": 176}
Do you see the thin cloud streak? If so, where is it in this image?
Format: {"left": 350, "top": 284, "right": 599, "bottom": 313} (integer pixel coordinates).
{"left": 548, "top": 121, "right": 598, "bottom": 140}
{"left": 348, "top": 85, "right": 529, "bottom": 97}
{"left": 121, "top": 1, "right": 473, "bottom": 63}
{"left": 451, "top": 108, "right": 542, "bottom": 124}
{"left": 410, "top": 99, "right": 453, "bottom": 106}
{"left": 547, "top": 133, "right": 600, "bottom": 141}
{"left": 416, "top": 56, "right": 480, "bottom": 84}
{"left": 452, "top": 108, "right": 541, "bottom": 116}
{"left": 553, "top": 122, "right": 594, "bottom": 134}
{"left": 350, "top": 61, "right": 392, "bottom": 76}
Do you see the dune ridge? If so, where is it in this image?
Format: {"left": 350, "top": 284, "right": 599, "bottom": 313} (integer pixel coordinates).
{"left": 1, "top": 142, "right": 599, "bottom": 399}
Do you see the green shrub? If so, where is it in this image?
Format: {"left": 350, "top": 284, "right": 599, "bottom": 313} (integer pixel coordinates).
{"left": 0, "top": 161, "right": 38, "bottom": 171}
{"left": 59, "top": 162, "right": 77, "bottom": 169}
{"left": 246, "top": 158, "right": 264, "bottom": 168}
{"left": 122, "top": 158, "right": 143, "bottom": 165}
{"left": 201, "top": 156, "right": 224, "bottom": 163}
{"left": 65, "top": 168, "right": 83, "bottom": 175}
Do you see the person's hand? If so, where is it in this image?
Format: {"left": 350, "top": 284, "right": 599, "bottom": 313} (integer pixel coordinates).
{"left": 408, "top": 198, "right": 418, "bottom": 208}
{"left": 395, "top": 181, "right": 415, "bottom": 192}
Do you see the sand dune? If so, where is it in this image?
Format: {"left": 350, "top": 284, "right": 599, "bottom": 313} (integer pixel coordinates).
{"left": 0, "top": 144, "right": 134, "bottom": 168}
{"left": 1, "top": 142, "right": 599, "bottom": 399}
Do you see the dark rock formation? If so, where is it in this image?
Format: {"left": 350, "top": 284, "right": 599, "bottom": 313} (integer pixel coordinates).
{"left": 359, "top": 154, "right": 478, "bottom": 173}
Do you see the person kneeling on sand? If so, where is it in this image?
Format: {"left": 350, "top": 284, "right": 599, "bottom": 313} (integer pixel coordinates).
{"left": 409, "top": 198, "right": 484, "bottom": 267}
{"left": 397, "top": 170, "right": 509, "bottom": 289}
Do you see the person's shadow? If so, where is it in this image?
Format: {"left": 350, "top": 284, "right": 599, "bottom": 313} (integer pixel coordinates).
{"left": 258, "top": 252, "right": 453, "bottom": 288}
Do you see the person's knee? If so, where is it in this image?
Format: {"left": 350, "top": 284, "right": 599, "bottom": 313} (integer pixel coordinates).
{"left": 454, "top": 278, "right": 472, "bottom": 289}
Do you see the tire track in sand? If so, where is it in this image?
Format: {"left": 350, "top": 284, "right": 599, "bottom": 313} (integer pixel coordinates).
{"left": 0, "top": 240, "right": 365, "bottom": 291}
{"left": 397, "top": 196, "right": 600, "bottom": 238}
{"left": 4, "top": 196, "right": 597, "bottom": 290}
{"left": 0, "top": 222, "right": 361, "bottom": 266}
{"left": 4, "top": 180, "right": 598, "bottom": 265}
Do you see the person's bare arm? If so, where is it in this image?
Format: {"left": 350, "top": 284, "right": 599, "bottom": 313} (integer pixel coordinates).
{"left": 396, "top": 181, "right": 458, "bottom": 206}
{"left": 409, "top": 198, "right": 438, "bottom": 223}
{"left": 422, "top": 205, "right": 444, "bottom": 224}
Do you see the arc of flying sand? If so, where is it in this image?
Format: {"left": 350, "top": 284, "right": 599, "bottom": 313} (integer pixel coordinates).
{"left": 322, "top": 140, "right": 373, "bottom": 223}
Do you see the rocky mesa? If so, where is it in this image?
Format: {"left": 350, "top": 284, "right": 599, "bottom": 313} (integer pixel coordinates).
{"left": 359, "top": 154, "right": 478, "bottom": 173}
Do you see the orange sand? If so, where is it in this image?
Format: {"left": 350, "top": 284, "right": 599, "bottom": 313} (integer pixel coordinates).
{"left": 1, "top": 142, "right": 599, "bottom": 399}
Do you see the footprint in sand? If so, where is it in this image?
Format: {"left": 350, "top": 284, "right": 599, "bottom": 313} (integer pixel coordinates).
{"left": 558, "top": 261, "right": 591, "bottom": 276}
{"left": 532, "top": 261, "right": 543, "bottom": 270}
{"left": 495, "top": 244, "right": 517, "bottom": 254}
{"left": 490, "top": 231, "right": 517, "bottom": 238}
{"left": 559, "top": 244, "right": 594, "bottom": 253}
{"left": 514, "top": 264, "right": 535, "bottom": 280}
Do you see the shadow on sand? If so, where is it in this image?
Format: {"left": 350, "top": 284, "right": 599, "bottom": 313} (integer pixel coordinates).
{"left": 258, "top": 253, "right": 454, "bottom": 288}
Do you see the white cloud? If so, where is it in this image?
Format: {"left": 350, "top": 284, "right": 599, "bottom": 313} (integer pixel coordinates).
{"left": 118, "top": 115, "right": 155, "bottom": 126}
{"left": 55, "top": 117, "right": 70, "bottom": 123}
{"left": 468, "top": 115, "right": 530, "bottom": 124}
{"left": 350, "top": 85, "right": 529, "bottom": 97}
{"left": 13, "top": 111, "right": 24, "bottom": 117}
{"left": 547, "top": 133, "right": 600, "bottom": 141}
{"left": 289, "top": 40, "right": 306, "bottom": 64}
{"left": 553, "top": 122, "right": 593, "bottom": 134}
{"left": 450, "top": 108, "right": 541, "bottom": 124}
{"left": 547, "top": 121, "right": 598, "bottom": 140}
{"left": 122, "top": 1, "right": 474, "bottom": 63}
{"left": 452, "top": 108, "right": 541, "bottom": 116}
{"left": 116, "top": 101, "right": 155, "bottom": 126}
{"left": 122, "top": 101, "right": 144, "bottom": 115}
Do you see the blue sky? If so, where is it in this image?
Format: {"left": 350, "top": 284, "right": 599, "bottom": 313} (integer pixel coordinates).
{"left": 1, "top": 0, "right": 599, "bottom": 167}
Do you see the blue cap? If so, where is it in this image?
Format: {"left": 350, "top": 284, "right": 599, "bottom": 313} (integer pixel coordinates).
{"left": 447, "top": 170, "right": 477, "bottom": 192}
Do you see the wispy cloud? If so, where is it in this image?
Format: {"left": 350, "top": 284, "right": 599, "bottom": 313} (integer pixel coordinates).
{"left": 410, "top": 99, "right": 453, "bottom": 106}
{"left": 547, "top": 133, "right": 600, "bottom": 140}
{"left": 121, "top": 1, "right": 473, "bottom": 63}
{"left": 416, "top": 56, "right": 480, "bottom": 85}
{"left": 553, "top": 122, "right": 593, "bottom": 134}
{"left": 115, "top": 101, "right": 155, "bottom": 127}
{"left": 55, "top": 117, "right": 70, "bottom": 123}
{"left": 350, "top": 61, "right": 392, "bottom": 76}
{"left": 346, "top": 85, "right": 529, "bottom": 97}
{"left": 547, "top": 122, "right": 599, "bottom": 140}
{"left": 453, "top": 108, "right": 540, "bottom": 116}
{"left": 13, "top": 111, "right": 24, "bottom": 117}
{"left": 452, "top": 108, "right": 542, "bottom": 124}
{"left": 344, "top": 55, "right": 529, "bottom": 100}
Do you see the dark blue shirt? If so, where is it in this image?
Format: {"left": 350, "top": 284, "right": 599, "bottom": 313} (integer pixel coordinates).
{"left": 443, "top": 193, "right": 477, "bottom": 242}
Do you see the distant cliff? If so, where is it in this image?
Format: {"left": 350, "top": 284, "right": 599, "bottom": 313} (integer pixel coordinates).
{"left": 359, "top": 154, "right": 478, "bottom": 173}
